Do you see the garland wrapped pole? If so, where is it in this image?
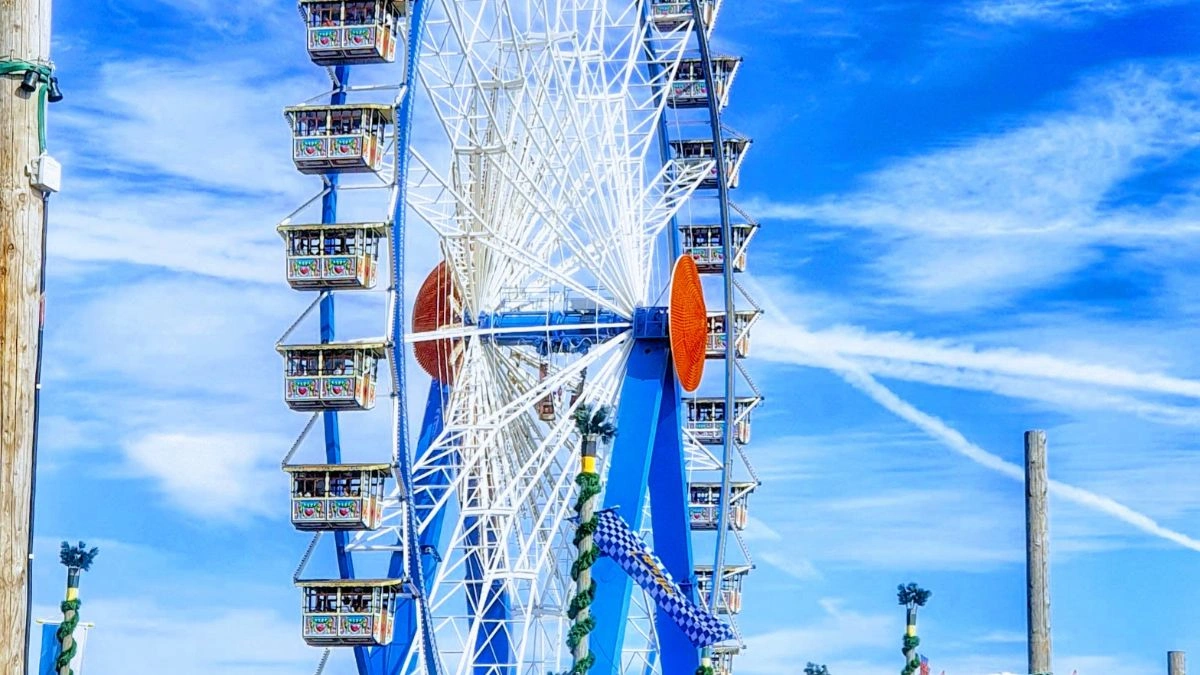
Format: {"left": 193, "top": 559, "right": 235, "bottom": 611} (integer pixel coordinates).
{"left": 897, "top": 583, "right": 931, "bottom": 675}
{"left": 55, "top": 542, "right": 98, "bottom": 675}
{"left": 564, "top": 404, "right": 614, "bottom": 675}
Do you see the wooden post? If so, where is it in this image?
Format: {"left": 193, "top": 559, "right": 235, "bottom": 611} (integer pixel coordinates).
{"left": 1169, "top": 651, "right": 1186, "bottom": 675}
{"left": 1025, "top": 430, "right": 1052, "bottom": 675}
{"left": 1, "top": 0, "right": 53, "bottom": 672}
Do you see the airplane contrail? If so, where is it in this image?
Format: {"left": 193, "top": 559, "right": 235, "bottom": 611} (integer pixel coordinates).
{"left": 757, "top": 317, "right": 1200, "bottom": 553}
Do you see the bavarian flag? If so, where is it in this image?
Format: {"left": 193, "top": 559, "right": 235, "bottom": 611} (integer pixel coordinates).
{"left": 38, "top": 621, "right": 87, "bottom": 675}
{"left": 592, "top": 509, "right": 735, "bottom": 648}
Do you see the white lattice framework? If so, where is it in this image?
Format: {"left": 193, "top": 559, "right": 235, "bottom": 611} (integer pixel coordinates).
{"left": 327, "top": 2, "right": 715, "bottom": 673}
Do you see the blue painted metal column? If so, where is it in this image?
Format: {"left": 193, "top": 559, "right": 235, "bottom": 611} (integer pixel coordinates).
{"left": 647, "top": 374, "right": 700, "bottom": 671}
{"left": 688, "top": 0, "right": 740, "bottom": 628}
{"left": 377, "top": 2, "right": 443, "bottom": 672}
{"left": 319, "top": 62, "right": 370, "bottom": 675}
{"left": 588, "top": 341, "right": 669, "bottom": 673}
{"left": 371, "top": 379, "right": 450, "bottom": 674}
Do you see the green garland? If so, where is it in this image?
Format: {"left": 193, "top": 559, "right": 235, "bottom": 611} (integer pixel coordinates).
{"left": 564, "top": 471, "right": 601, "bottom": 675}
{"left": 56, "top": 598, "right": 81, "bottom": 675}
{"left": 900, "top": 634, "right": 920, "bottom": 675}
{"left": 695, "top": 665, "right": 715, "bottom": 675}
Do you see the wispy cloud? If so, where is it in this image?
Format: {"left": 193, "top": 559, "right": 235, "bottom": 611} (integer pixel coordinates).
{"left": 967, "top": 0, "right": 1185, "bottom": 25}
{"left": 739, "top": 599, "right": 893, "bottom": 675}
{"left": 750, "top": 61, "right": 1200, "bottom": 311}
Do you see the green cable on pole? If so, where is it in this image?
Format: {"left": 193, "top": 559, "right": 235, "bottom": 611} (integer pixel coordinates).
{"left": 0, "top": 58, "right": 57, "bottom": 153}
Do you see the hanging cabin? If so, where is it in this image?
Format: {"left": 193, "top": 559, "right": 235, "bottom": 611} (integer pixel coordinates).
{"left": 706, "top": 309, "right": 761, "bottom": 359}
{"left": 688, "top": 482, "right": 755, "bottom": 531}
{"left": 286, "top": 104, "right": 393, "bottom": 175}
{"left": 537, "top": 361, "right": 556, "bottom": 422}
{"left": 279, "top": 222, "right": 387, "bottom": 290}
{"left": 694, "top": 564, "right": 752, "bottom": 614}
{"left": 278, "top": 342, "right": 386, "bottom": 411}
{"left": 649, "top": 0, "right": 721, "bottom": 32}
{"left": 669, "top": 136, "right": 751, "bottom": 190}
{"left": 680, "top": 223, "right": 758, "bottom": 273}
{"left": 711, "top": 644, "right": 739, "bottom": 675}
{"left": 297, "top": 579, "right": 404, "bottom": 646}
{"left": 667, "top": 56, "right": 742, "bottom": 110}
{"left": 298, "top": 0, "right": 407, "bottom": 66}
{"left": 284, "top": 464, "right": 389, "bottom": 531}
{"left": 685, "top": 396, "right": 761, "bottom": 445}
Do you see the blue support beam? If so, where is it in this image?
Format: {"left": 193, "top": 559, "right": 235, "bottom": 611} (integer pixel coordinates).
{"left": 478, "top": 307, "right": 665, "bottom": 354}
{"left": 381, "top": 0, "right": 440, "bottom": 672}
{"left": 647, "top": 375, "right": 700, "bottom": 671}
{"left": 370, "top": 379, "right": 450, "bottom": 674}
{"left": 319, "top": 62, "right": 370, "bottom": 675}
{"left": 588, "top": 341, "right": 670, "bottom": 673}
{"left": 464, "top": 519, "right": 513, "bottom": 674}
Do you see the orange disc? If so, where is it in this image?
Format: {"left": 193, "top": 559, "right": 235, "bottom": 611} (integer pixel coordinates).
{"left": 669, "top": 255, "right": 707, "bottom": 392}
{"left": 412, "top": 261, "right": 462, "bottom": 385}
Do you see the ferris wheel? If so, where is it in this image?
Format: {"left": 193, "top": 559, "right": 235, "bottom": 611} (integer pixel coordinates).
{"left": 273, "top": 1, "right": 763, "bottom": 674}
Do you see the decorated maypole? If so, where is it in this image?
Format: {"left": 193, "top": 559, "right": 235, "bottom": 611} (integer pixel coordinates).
{"left": 54, "top": 542, "right": 97, "bottom": 675}
{"left": 897, "top": 583, "right": 932, "bottom": 675}
{"left": 565, "top": 404, "right": 615, "bottom": 674}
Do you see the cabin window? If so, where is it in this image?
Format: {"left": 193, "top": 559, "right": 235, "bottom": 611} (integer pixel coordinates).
{"left": 330, "top": 109, "right": 362, "bottom": 135}
{"left": 323, "top": 353, "right": 357, "bottom": 376}
{"left": 295, "top": 475, "right": 326, "bottom": 497}
{"left": 289, "top": 354, "right": 319, "bottom": 376}
{"left": 328, "top": 472, "right": 364, "bottom": 496}
{"left": 306, "top": 588, "right": 337, "bottom": 612}
{"left": 296, "top": 110, "right": 327, "bottom": 137}
{"left": 345, "top": 1, "right": 377, "bottom": 24}
{"left": 323, "top": 231, "right": 349, "bottom": 255}
{"left": 308, "top": 3, "right": 341, "bottom": 27}
{"left": 340, "top": 589, "right": 373, "bottom": 612}
{"left": 290, "top": 232, "right": 323, "bottom": 256}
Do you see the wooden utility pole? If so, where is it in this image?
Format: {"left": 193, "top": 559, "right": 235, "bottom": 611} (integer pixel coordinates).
{"left": 1169, "top": 651, "right": 1186, "bottom": 675}
{"left": 1025, "top": 430, "right": 1052, "bottom": 675}
{"left": 2, "top": 0, "right": 53, "bottom": 673}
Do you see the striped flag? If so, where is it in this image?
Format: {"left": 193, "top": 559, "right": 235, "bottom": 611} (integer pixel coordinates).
{"left": 591, "top": 509, "right": 734, "bottom": 647}
{"left": 919, "top": 655, "right": 930, "bottom": 675}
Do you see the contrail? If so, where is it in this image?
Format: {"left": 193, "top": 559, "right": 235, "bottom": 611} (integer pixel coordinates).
{"left": 764, "top": 321, "right": 1200, "bottom": 400}
{"left": 760, "top": 319, "right": 1200, "bottom": 553}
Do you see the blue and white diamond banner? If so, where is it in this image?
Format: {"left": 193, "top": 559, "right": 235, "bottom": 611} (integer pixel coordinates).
{"left": 592, "top": 509, "right": 735, "bottom": 648}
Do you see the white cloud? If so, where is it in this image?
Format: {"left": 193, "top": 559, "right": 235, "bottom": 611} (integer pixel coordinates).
{"left": 968, "top": 0, "right": 1185, "bottom": 25}
{"left": 750, "top": 61, "right": 1200, "bottom": 311}
{"left": 123, "top": 431, "right": 288, "bottom": 522}
{"left": 738, "top": 599, "right": 893, "bottom": 675}
{"left": 29, "top": 597, "right": 315, "bottom": 675}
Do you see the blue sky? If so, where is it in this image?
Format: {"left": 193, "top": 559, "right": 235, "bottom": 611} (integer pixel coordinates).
{"left": 27, "top": 1, "right": 1200, "bottom": 674}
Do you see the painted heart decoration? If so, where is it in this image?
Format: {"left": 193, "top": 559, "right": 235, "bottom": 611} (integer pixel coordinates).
{"left": 304, "top": 508, "right": 315, "bottom": 516}
{"left": 331, "top": 386, "right": 343, "bottom": 395}
{"left": 349, "top": 624, "right": 361, "bottom": 632}
{"left": 298, "top": 386, "right": 309, "bottom": 395}
{"left": 338, "top": 507, "right": 350, "bottom": 516}
{"left": 333, "top": 265, "right": 345, "bottom": 273}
